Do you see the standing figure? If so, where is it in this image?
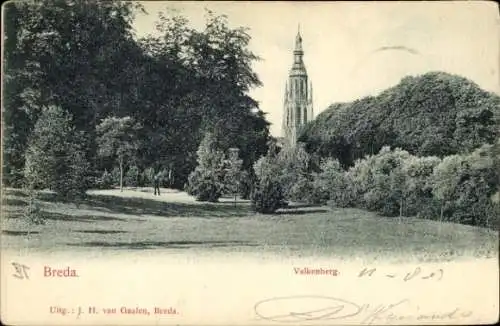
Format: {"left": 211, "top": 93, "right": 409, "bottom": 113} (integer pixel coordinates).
{"left": 153, "top": 172, "right": 161, "bottom": 196}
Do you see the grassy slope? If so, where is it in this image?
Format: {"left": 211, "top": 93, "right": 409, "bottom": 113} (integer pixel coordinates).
{"left": 1, "top": 188, "right": 498, "bottom": 262}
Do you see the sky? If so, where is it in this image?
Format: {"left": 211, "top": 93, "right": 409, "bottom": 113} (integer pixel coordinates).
{"left": 132, "top": 1, "right": 500, "bottom": 137}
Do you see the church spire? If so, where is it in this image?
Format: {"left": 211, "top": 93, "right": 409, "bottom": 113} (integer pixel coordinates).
{"left": 282, "top": 25, "right": 313, "bottom": 146}
{"left": 294, "top": 24, "right": 303, "bottom": 53}
{"left": 290, "top": 23, "right": 306, "bottom": 77}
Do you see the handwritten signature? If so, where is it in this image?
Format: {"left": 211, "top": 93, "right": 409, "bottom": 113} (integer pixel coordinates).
{"left": 254, "top": 296, "right": 472, "bottom": 324}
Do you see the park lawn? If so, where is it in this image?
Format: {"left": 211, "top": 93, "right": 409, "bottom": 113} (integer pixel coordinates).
{"left": 1, "top": 187, "right": 498, "bottom": 263}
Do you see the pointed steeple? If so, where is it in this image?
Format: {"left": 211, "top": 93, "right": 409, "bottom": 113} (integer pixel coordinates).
{"left": 294, "top": 24, "right": 303, "bottom": 53}
{"left": 290, "top": 23, "right": 306, "bottom": 77}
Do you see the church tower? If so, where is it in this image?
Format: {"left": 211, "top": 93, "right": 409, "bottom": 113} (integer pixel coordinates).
{"left": 282, "top": 26, "right": 313, "bottom": 146}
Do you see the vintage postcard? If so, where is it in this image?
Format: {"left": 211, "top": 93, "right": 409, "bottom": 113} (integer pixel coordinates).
{"left": 1, "top": 1, "right": 499, "bottom": 325}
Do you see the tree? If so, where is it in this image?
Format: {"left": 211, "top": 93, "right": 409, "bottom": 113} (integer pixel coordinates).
{"left": 24, "top": 105, "right": 90, "bottom": 199}
{"left": 186, "top": 132, "right": 226, "bottom": 202}
{"left": 224, "top": 148, "right": 243, "bottom": 204}
{"left": 3, "top": 3, "right": 272, "bottom": 192}
{"left": 3, "top": 1, "right": 144, "bottom": 184}
{"left": 96, "top": 116, "right": 142, "bottom": 192}
{"left": 301, "top": 72, "right": 500, "bottom": 167}
{"left": 135, "top": 9, "right": 270, "bottom": 188}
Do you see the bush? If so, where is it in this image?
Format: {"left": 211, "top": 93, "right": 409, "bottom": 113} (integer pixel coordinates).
{"left": 402, "top": 155, "right": 442, "bottom": 217}
{"left": 124, "top": 165, "right": 140, "bottom": 187}
{"left": 345, "top": 147, "right": 412, "bottom": 216}
{"left": 311, "top": 158, "right": 352, "bottom": 206}
{"left": 111, "top": 166, "right": 121, "bottom": 186}
{"left": 251, "top": 150, "right": 286, "bottom": 214}
{"left": 187, "top": 169, "right": 224, "bottom": 202}
{"left": 251, "top": 175, "right": 285, "bottom": 214}
{"left": 336, "top": 147, "right": 442, "bottom": 219}
{"left": 432, "top": 144, "right": 499, "bottom": 227}
{"left": 223, "top": 148, "right": 243, "bottom": 200}
{"left": 186, "top": 132, "right": 226, "bottom": 202}
{"left": 276, "top": 143, "right": 313, "bottom": 202}
{"left": 238, "top": 170, "right": 253, "bottom": 199}
{"left": 95, "top": 170, "right": 114, "bottom": 189}
{"left": 141, "top": 167, "right": 155, "bottom": 187}
{"left": 159, "top": 168, "right": 172, "bottom": 187}
{"left": 288, "top": 174, "right": 315, "bottom": 204}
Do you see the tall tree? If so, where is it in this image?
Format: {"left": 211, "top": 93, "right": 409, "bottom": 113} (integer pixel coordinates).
{"left": 96, "top": 116, "right": 142, "bottom": 192}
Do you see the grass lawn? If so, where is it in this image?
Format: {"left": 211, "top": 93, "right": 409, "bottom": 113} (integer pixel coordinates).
{"left": 1, "top": 187, "right": 498, "bottom": 263}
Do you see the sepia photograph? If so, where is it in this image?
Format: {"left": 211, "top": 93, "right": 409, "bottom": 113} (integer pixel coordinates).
{"left": 1, "top": 1, "right": 499, "bottom": 325}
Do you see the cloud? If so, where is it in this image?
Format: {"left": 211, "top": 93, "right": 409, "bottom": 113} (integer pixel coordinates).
{"left": 373, "top": 45, "right": 420, "bottom": 55}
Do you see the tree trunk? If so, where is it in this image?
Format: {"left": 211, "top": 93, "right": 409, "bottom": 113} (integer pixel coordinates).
{"left": 399, "top": 197, "right": 403, "bottom": 222}
{"left": 439, "top": 202, "right": 444, "bottom": 235}
{"left": 119, "top": 159, "right": 123, "bottom": 192}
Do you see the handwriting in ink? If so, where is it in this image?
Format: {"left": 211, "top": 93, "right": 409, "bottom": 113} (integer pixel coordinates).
{"left": 12, "top": 262, "right": 30, "bottom": 279}
{"left": 254, "top": 296, "right": 364, "bottom": 322}
{"left": 254, "top": 295, "right": 472, "bottom": 325}
{"left": 358, "top": 267, "right": 443, "bottom": 281}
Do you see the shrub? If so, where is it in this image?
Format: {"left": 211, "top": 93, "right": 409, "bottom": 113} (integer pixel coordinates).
{"left": 186, "top": 132, "right": 226, "bottom": 202}
{"left": 187, "top": 169, "right": 224, "bottom": 202}
{"left": 141, "top": 167, "right": 155, "bottom": 187}
{"left": 223, "top": 148, "right": 243, "bottom": 201}
{"left": 111, "top": 166, "right": 121, "bottom": 186}
{"left": 124, "top": 165, "right": 140, "bottom": 187}
{"left": 346, "top": 146, "right": 412, "bottom": 216}
{"left": 251, "top": 174, "right": 285, "bottom": 214}
{"left": 311, "top": 158, "right": 353, "bottom": 206}
{"left": 238, "top": 170, "right": 253, "bottom": 200}
{"left": 402, "top": 155, "right": 442, "bottom": 217}
{"left": 276, "top": 143, "right": 313, "bottom": 201}
{"left": 288, "top": 174, "right": 315, "bottom": 204}
{"left": 432, "top": 143, "right": 499, "bottom": 227}
{"left": 95, "top": 170, "right": 114, "bottom": 189}
{"left": 251, "top": 150, "right": 285, "bottom": 213}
